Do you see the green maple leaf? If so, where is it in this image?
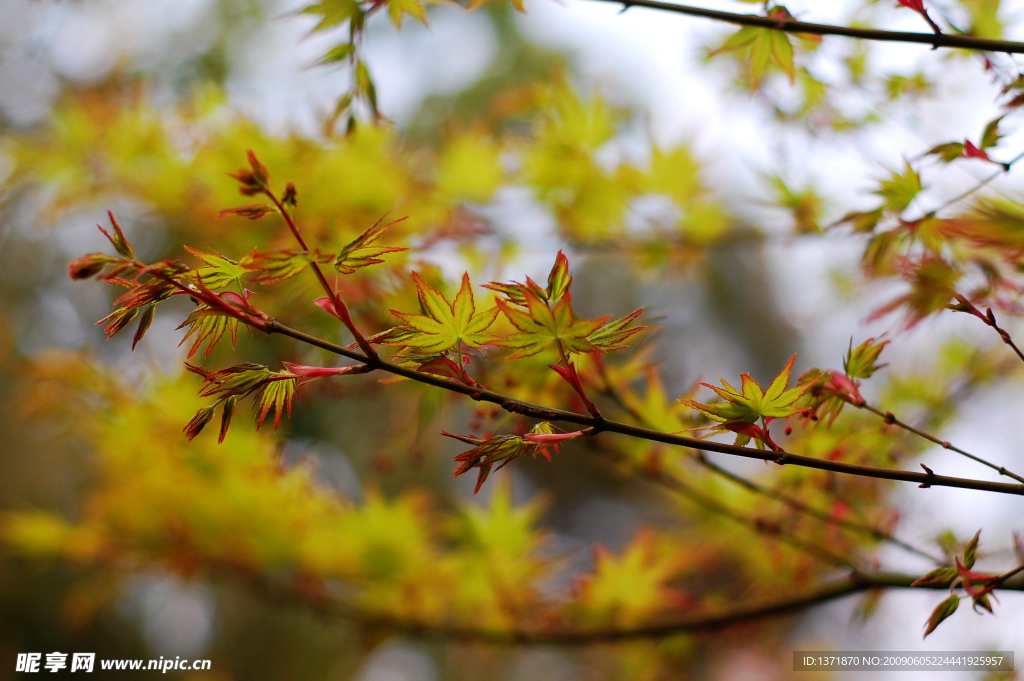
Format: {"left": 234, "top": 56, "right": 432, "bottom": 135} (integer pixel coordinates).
{"left": 386, "top": 272, "right": 499, "bottom": 354}
{"left": 486, "top": 252, "right": 643, "bottom": 358}
{"left": 177, "top": 308, "right": 239, "bottom": 359}
{"left": 875, "top": 162, "right": 923, "bottom": 214}
{"left": 681, "top": 355, "right": 810, "bottom": 423}
{"left": 492, "top": 289, "right": 606, "bottom": 359}
{"left": 184, "top": 247, "right": 249, "bottom": 291}
{"left": 387, "top": 0, "right": 426, "bottom": 27}
{"left": 587, "top": 308, "right": 645, "bottom": 352}
{"left": 710, "top": 25, "right": 795, "bottom": 90}
{"left": 300, "top": 0, "right": 363, "bottom": 33}
{"left": 242, "top": 248, "right": 335, "bottom": 285}
{"left": 843, "top": 337, "right": 889, "bottom": 379}
{"left": 335, "top": 215, "right": 408, "bottom": 275}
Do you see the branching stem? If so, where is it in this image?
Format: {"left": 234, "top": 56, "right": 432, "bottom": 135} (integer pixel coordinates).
{"left": 589, "top": 0, "right": 1024, "bottom": 54}
{"left": 851, "top": 400, "right": 1024, "bottom": 484}
{"left": 264, "top": 191, "right": 378, "bottom": 360}
{"left": 250, "top": 319, "right": 1024, "bottom": 496}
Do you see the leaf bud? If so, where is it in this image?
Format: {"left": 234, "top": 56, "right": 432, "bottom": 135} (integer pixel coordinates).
{"left": 217, "top": 204, "right": 275, "bottom": 220}
{"left": 283, "top": 182, "right": 298, "bottom": 207}
{"left": 68, "top": 253, "right": 112, "bottom": 280}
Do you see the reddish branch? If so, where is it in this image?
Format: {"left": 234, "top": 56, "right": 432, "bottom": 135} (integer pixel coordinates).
{"left": 262, "top": 190, "right": 379, "bottom": 360}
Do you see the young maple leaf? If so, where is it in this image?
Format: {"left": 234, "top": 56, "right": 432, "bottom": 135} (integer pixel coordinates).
{"left": 184, "top": 247, "right": 250, "bottom": 291}
{"left": 242, "top": 248, "right": 335, "bottom": 285}
{"left": 385, "top": 272, "right": 499, "bottom": 354}
{"left": 923, "top": 594, "right": 960, "bottom": 638}
{"left": 843, "top": 336, "right": 889, "bottom": 379}
{"left": 797, "top": 337, "right": 890, "bottom": 423}
{"left": 708, "top": 24, "right": 795, "bottom": 91}
{"left": 444, "top": 422, "right": 582, "bottom": 494}
{"left": 334, "top": 215, "right": 408, "bottom": 275}
{"left": 587, "top": 308, "right": 645, "bottom": 352}
{"left": 184, "top": 362, "right": 302, "bottom": 438}
{"left": 869, "top": 257, "right": 959, "bottom": 325}
{"left": 875, "top": 162, "right": 924, "bottom": 214}
{"left": 483, "top": 251, "right": 572, "bottom": 306}
{"left": 681, "top": 355, "right": 810, "bottom": 447}
{"left": 487, "top": 253, "right": 644, "bottom": 358}
{"left": 178, "top": 308, "right": 239, "bottom": 359}
{"left": 492, "top": 289, "right": 607, "bottom": 359}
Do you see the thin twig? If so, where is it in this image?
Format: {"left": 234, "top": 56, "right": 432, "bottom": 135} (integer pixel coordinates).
{"left": 644, "top": 463, "right": 862, "bottom": 569}
{"left": 264, "top": 191, "right": 378, "bottom": 359}
{"left": 925, "top": 150, "right": 1024, "bottom": 218}
{"left": 263, "top": 569, "right": 1024, "bottom": 645}
{"left": 853, "top": 401, "right": 1024, "bottom": 484}
{"left": 695, "top": 453, "right": 945, "bottom": 565}
{"left": 582, "top": 435, "right": 862, "bottom": 568}
{"left": 995, "top": 562, "right": 1024, "bottom": 585}
{"left": 585, "top": 0, "right": 1024, "bottom": 54}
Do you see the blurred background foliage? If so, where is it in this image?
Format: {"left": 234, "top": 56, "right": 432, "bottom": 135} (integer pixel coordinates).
{"left": 2, "top": 0, "right": 1024, "bottom": 679}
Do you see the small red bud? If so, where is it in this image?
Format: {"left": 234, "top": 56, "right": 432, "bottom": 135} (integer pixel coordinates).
{"left": 282, "top": 182, "right": 298, "bottom": 207}
{"left": 68, "top": 253, "right": 111, "bottom": 280}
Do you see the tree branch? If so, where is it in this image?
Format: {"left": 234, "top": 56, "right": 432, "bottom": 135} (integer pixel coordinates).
{"left": 641, "top": 461, "right": 862, "bottom": 569}
{"left": 581, "top": 436, "right": 862, "bottom": 569}
{"left": 270, "top": 569, "right": 1024, "bottom": 645}
{"left": 264, "top": 191, "right": 379, "bottom": 359}
{"left": 261, "top": 320, "right": 1024, "bottom": 497}
{"left": 586, "top": 0, "right": 1024, "bottom": 54}
{"left": 852, "top": 400, "right": 1024, "bottom": 484}
{"left": 694, "top": 453, "right": 945, "bottom": 565}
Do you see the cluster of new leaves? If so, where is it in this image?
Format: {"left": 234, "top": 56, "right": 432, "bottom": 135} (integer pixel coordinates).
{"left": 382, "top": 250, "right": 643, "bottom": 483}
{"left": 67, "top": 157, "right": 405, "bottom": 441}
{"left": 443, "top": 422, "right": 583, "bottom": 493}
{"left": 825, "top": 36, "right": 1024, "bottom": 326}
{"left": 71, "top": 152, "right": 646, "bottom": 490}
{"left": 68, "top": 212, "right": 188, "bottom": 350}
{"left": 799, "top": 337, "right": 890, "bottom": 425}
{"left": 912, "top": 531, "right": 1007, "bottom": 637}
{"left": 681, "top": 355, "right": 810, "bottom": 450}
